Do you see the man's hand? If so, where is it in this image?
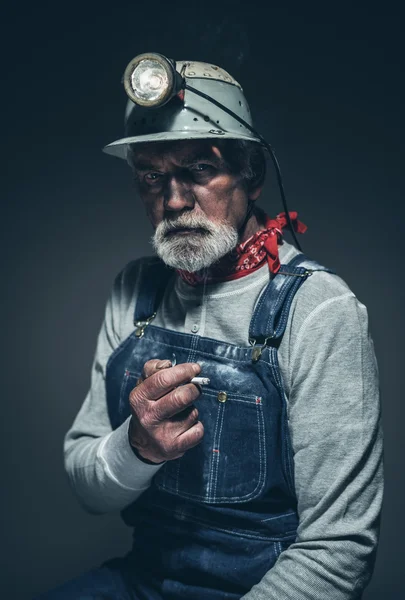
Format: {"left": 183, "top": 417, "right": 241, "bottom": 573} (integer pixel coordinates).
{"left": 128, "top": 359, "right": 204, "bottom": 464}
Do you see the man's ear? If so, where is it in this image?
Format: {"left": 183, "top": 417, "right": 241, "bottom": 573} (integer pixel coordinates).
{"left": 249, "top": 185, "right": 263, "bottom": 201}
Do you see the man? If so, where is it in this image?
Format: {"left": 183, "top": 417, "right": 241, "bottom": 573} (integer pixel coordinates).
{"left": 38, "top": 56, "right": 383, "bottom": 599}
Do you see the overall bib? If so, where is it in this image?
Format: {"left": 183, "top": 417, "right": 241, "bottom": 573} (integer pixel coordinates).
{"left": 105, "top": 253, "right": 334, "bottom": 600}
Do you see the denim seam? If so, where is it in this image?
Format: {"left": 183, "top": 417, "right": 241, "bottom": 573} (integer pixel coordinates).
{"left": 263, "top": 282, "right": 289, "bottom": 336}
{"left": 260, "top": 511, "right": 296, "bottom": 523}
{"left": 186, "top": 332, "right": 199, "bottom": 364}
{"left": 210, "top": 402, "right": 225, "bottom": 501}
{"left": 207, "top": 401, "right": 223, "bottom": 500}
{"left": 118, "top": 371, "right": 129, "bottom": 421}
{"left": 263, "top": 351, "right": 295, "bottom": 495}
{"left": 134, "top": 261, "right": 172, "bottom": 321}
{"left": 136, "top": 328, "right": 257, "bottom": 360}
{"left": 174, "top": 455, "right": 181, "bottom": 495}
{"left": 148, "top": 503, "right": 298, "bottom": 541}
{"left": 273, "top": 360, "right": 293, "bottom": 488}
{"left": 262, "top": 272, "right": 306, "bottom": 338}
{"left": 272, "top": 276, "right": 307, "bottom": 337}
{"left": 249, "top": 282, "right": 274, "bottom": 337}
{"left": 251, "top": 272, "right": 294, "bottom": 338}
{"left": 257, "top": 398, "right": 266, "bottom": 498}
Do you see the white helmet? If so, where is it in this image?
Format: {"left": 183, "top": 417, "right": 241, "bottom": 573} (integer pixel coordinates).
{"left": 103, "top": 53, "right": 261, "bottom": 160}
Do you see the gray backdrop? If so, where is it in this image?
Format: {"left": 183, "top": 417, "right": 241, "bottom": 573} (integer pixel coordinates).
{"left": 1, "top": 1, "right": 403, "bottom": 598}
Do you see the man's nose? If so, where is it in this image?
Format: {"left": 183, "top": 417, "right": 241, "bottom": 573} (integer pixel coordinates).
{"left": 163, "top": 175, "right": 195, "bottom": 212}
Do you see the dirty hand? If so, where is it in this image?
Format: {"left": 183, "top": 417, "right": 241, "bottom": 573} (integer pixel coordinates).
{"left": 128, "top": 359, "right": 204, "bottom": 464}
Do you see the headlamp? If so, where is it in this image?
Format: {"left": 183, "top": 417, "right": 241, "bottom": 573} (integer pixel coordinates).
{"left": 123, "top": 53, "right": 183, "bottom": 107}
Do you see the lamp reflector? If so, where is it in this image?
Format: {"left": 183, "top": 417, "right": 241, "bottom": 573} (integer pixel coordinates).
{"left": 132, "top": 59, "right": 169, "bottom": 103}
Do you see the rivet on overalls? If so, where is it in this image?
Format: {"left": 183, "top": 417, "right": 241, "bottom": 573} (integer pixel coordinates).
{"left": 217, "top": 391, "right": 227, "bottom": 403}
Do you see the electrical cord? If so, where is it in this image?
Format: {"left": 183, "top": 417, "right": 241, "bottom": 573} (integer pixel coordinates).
{"left": 185, "top": 84, "right": 303, "bottom": 251}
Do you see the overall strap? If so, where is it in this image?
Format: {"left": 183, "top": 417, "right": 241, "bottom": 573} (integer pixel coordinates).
{"left": 249, "top": 253, "right": 336, "bottom": 343}
{"left": 133, "top": 259, "right": 174, "bottom": 324}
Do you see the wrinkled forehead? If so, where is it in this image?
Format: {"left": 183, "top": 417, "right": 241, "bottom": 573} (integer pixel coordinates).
{"left": 130, "top": 139, "right": 223, "bottom": 165}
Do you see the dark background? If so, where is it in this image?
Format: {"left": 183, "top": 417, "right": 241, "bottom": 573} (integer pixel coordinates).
{"left": 1, "top": 1, "right": 403, "bottom": 598}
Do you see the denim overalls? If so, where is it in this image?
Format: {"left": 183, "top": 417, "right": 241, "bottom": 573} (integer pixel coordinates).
{"left": 105, "top": 253, "right": 334, "bottom": 600}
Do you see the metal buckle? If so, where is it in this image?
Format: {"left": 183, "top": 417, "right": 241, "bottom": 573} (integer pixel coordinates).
{"left": 250, "top": 335, "right": 275, "bottom": 363}
{"left": 134, "top": 312, "right": 157, "bottom": 338}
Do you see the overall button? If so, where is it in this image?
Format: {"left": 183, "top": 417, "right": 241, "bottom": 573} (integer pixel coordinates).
{"left": 217, "top": 391, "right": 227, "bottom": 403}
{"left": 191, "top": 324, "right": 199, "bottom": 333}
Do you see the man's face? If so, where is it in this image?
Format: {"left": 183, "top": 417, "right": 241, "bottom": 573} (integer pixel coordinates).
{"left": 131, "top": 139, "right": 260, "bottom": 272}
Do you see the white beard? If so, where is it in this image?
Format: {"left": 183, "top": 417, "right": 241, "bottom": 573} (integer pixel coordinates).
{"left": 152, "top": 212, "right": 239, "bottom": 272}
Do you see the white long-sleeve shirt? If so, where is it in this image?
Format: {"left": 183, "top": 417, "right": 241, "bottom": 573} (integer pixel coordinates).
{"left": 64, "top": 239, "right": 383, "bottom": 599}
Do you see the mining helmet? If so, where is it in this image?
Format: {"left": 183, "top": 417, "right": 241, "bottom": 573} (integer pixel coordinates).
{"left": 102, "top": 53, "right": 261, "bottom": 160}
{"left": 102, "top": 52, "right": 303, "bottom": 251}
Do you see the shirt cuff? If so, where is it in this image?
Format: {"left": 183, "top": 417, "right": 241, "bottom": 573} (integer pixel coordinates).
{"left": 97, "top": 417, "right": 164, "bottom": 491}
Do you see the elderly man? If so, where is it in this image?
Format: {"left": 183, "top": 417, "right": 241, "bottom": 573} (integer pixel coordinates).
{"left": 38, "top": 55, "right": 383, "bottom": 599}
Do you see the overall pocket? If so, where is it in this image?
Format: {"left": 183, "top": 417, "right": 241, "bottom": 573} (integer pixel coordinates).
{"left": 154, "top": 387, "right": 266, "bottom": 503}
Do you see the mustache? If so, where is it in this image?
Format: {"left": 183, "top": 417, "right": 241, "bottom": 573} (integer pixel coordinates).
{"left": 160, "top": 215, "right": 215, "bottom": 235}
{"left": 165, "top": 225, "right": 209, "bottom": 234}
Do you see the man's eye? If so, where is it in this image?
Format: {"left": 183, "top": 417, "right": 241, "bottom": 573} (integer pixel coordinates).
{"left": 191, "top": 164, "right": 212, "bottom": 173}
{"left": 144, "top": 173, "right": 163, "bottom": 184}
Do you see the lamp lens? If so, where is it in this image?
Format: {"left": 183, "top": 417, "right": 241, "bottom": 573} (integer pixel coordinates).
{"left": 131, "top": 59, "right": 170, "bottom": 104}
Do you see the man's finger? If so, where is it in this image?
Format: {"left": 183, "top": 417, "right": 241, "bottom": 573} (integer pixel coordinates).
{"left": 137, "top": 363, "right": 201, "bottom": 402}
{"left": 174, "top": 421, "right": 205, "bottom": 454}
{"left": 142, "top": 359, "right": 172, "bottom": 379}
{"left": 135, "top": 359, "right": 172, "bottom": 387}
{"left": 152, "top": 383, "right": 201, "bottom": 421}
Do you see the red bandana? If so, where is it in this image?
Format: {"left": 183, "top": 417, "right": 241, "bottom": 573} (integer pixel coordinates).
{"left": 176, "top": 211, "right": 307, "bottom": 286}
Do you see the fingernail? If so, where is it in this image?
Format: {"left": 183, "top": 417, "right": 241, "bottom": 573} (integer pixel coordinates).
{"left": 156, "top": 360, "right": 171, "bottom": 369}
{"left": 192, "top": 363, "right": 201, "bottom": 374}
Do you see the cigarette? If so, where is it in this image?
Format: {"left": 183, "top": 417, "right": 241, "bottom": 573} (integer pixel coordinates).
{"left": 191, "top": 377, "right": 210, "bottom": 385}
